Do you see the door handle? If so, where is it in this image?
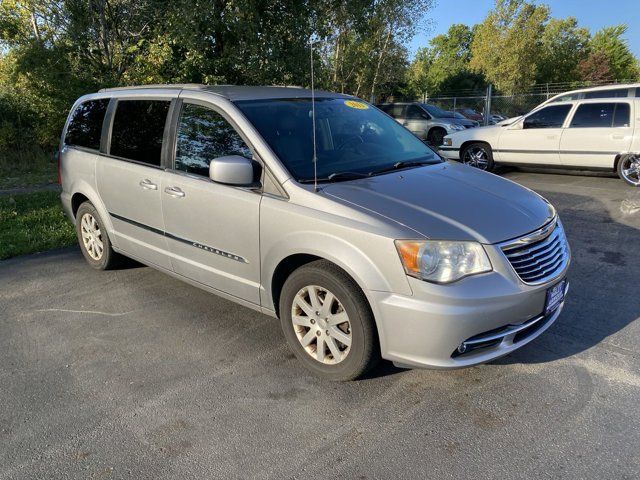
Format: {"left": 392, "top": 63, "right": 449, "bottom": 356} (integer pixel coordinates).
{"left": 139, "top": 179, "right": 157, "bottom": 190}
{"left": 546, "top": 135, "right": 557, "bottom": 140}
{"left": 164, "top": 186, "right": 185, "bottom": 198}
{"left": 611, "top": 134, "right": 624, "bottom": 140}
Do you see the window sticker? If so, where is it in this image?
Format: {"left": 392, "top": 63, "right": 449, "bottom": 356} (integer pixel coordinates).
{"left": 344, "top": 100, "right": 369, "bottom": 110}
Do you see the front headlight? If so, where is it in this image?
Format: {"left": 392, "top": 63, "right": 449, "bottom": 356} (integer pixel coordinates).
{"left": 442, "top": 137, "right": 453, "bottom": 146}
{"left": 447, "top": 124, "right": 465, "bottom": 131}
{"left": 395, "top": 240, "right": 492, "bottom": 284}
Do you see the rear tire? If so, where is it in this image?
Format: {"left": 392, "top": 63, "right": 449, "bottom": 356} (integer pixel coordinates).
{"left": 75, "top": 201, "right": 121, "bottom": 270}
{"left": 461, "top": 142, "right": 494, "bottom": 171}
{"left": 279, "top": 260, "right": 380, "bottom": 381}
{"left": 617, "top": 153, "right": 640, "bottom": 187}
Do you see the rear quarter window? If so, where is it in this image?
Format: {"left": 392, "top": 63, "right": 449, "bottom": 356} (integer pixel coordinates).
{"left": 65, "top": 99, "right": 109, "bottom": 150}
{"left": 570, "top": 103, "right": 631, "bottom": 128}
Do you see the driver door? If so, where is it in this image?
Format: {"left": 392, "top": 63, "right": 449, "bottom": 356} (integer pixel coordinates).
{"left": 498, "top": 104, "right": 573, "bottom": 165}
{"left": 403, "top": 104, "right": 430, "bottom": 140}
{"left": 161, "top": 100, "right": 262, "bottom": 305}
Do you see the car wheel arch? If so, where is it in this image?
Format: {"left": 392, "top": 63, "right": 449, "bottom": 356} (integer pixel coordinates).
{"left": 68, "top": 183, "right": 115, "bottom": 238}
{"left": 427, "top": 126, "right": 447, "bottom": 141}
{"left": 268, "top": 251, "right": 389, "bottom": 355}
{"left": 460, "top": 139, "right": 493, "bottom": 156}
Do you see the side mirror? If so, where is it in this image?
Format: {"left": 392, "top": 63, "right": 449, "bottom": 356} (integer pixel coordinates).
{"left": 508, "top": 120, "right": 524, "bottom": 130}
{"left": 209, "top": 155, "right": 256, "bottom": 186}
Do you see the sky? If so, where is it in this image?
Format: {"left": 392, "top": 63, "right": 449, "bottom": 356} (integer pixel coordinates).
{"left": 410, "top": 0, "right": 640, "bottom": 58}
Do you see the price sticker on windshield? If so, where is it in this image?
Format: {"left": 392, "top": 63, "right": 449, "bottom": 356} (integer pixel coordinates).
{"left": 344, "top": 100, "right": 369, "bottom": 110}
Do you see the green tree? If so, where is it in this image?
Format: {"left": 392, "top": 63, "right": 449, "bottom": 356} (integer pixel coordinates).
{"left": 470, "top": 0, "right": 549, "bottom": 94}
{"left": 537, "top": 17, "right": 590, "bottom": 84}
{"left": 317, "top": 0, "right": 433, "bottom": 101}
{"left": 406, "top": 24, "right": 485, "bottom": 98}
{"left": 589, "top": 25, "right": 639, "bottom": 81}
{"left": 406, "top": 46, "right": 432, "bottom": 99}
{"left": 426, "top": 24, "right": 475, "bottom": 90}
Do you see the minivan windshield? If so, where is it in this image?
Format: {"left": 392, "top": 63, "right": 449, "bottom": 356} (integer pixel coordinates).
{"left": 420, "top": 104, "right": 449, "bottom": 118}
{"left": 235, "top": 98, "right": 441, "bottom": 182}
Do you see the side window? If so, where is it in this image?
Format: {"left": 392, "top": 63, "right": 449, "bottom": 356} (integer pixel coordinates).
{"left": 65, "top": 99, "right": 109, "bottom": 150}
{"left": 391, "top": 105, "right": 405, "bottom": 117}
{"left": 406, "top": 105, "right": 426, "bottom": 120}
{"left": 551, "top": 94, "right": 576, "bottom": 103}
{"left": 613, "top": 103, "right": 631, "bottom": 127}
{"left": 110, "top": 100, "right": 171, "bottom": 166}
{"left": 523, "top": 105, "right": 572, "bottom": 129}
{"left": 584, "top": 88, "right": 629, "bottom": 99}
{"left": 570, "top": 103, "right": 630, "bottom": 128}
{"left": 174, "top": 103, "right": 252, "bottom": 177}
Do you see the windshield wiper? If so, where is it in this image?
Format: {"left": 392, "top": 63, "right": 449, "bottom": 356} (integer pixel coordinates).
{"left": 327, "top": 172, "right": 369, "bottom": 181}
{"left": 369, "top": 159, "right": 438, "bottom": 176}
{"left": 298, "top": 171, "right": 369, "bottom": 184}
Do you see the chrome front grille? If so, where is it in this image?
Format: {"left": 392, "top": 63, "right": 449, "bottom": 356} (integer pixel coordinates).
{"left": 500, "top": 218, "right": 569, "bottom": 285}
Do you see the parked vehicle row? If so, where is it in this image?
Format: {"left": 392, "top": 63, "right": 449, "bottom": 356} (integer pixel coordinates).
{"left": 439, "top": 83, "right": 640, "bottom": 187}
{"left": 60, "top": 85, "right": 570, "bottom": 380}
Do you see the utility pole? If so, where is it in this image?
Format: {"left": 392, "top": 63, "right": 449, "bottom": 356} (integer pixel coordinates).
{"left": 484, "top": 84, "right": 492, "bottom": 126}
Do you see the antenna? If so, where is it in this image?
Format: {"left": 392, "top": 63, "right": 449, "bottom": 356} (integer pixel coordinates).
{"left": 310, "top": 38, "right": 318, "bottom": 192}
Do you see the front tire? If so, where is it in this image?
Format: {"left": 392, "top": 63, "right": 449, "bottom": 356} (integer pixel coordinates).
{"left": 75, "top": 201, "right": 121, "bottom": 270}
{"left": 617, "top": 153, "right": 640, "bottom": 187}
{"left": 461, "top": 142, "right": 494, "bottom": 171}
{"left": 279, "top": 260, "right": 380, "bottom": 381}
{"left": 427, "top": 128, "right": 446, "bottom": 147}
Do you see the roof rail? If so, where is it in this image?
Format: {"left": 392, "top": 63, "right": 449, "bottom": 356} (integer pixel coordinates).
{"left": 98, "top": 84, "right": 206, "bottom": 93}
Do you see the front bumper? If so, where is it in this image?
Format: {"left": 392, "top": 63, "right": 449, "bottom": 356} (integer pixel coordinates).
{"left": 370, "top": 267, "right": 568, "bottom": 369}
{"left": 438, "top": 147, "right": 460, "bottom": 160}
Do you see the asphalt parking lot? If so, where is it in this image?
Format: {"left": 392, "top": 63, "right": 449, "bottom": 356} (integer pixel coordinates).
{"left": 1, "top": 170, "right": 639, "bottom": 479}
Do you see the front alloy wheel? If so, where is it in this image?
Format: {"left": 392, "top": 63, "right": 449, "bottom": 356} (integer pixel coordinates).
{"left": 279, "top": 260, "right": 379, "bottom": 380}
{"left": 618, "top": 154, "right": 640, "bottom": 187}
{"left": 462, "top": 143, "right": 494, "bottom": 171}
{"left": 291, "top": 285, "right": 352, "bottom": 365}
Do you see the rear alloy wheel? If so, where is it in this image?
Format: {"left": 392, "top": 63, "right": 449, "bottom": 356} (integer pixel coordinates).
{"left": 461, "top": 142, "right": 494, "bottom": 171}
{"left": 617, "top": 153, "right": 640, "bottom": 187}
{"left": 75, "top": 201, "right": 121, "bottom": 270}
{"left": 279, "top": 260, "right": 379, "bottom": 380}
{"left": 80, "top": 213, "right": 104, "bottom": 261}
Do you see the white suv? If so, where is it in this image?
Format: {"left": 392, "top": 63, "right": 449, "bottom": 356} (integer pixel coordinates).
{"left": 439, "top": 83, "right": 640, "bottom": 186}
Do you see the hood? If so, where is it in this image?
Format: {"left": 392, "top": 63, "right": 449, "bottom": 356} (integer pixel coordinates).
{"left": 322, "top": 162, "right": 554, "bottom": 244}
{"left": 442, "top": 117, "right": 477, "bottom": 127}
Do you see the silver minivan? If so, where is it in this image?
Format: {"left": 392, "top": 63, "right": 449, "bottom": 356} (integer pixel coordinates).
{"left": 378, "top": 102, "right": 479, "bottom": 146}
{"left": 60, "top": 85, "right": 570, "bottom": 380}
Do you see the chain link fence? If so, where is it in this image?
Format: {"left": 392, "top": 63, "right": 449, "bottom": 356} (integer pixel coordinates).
{"left": 424, "top": 80, "right": 637, "bottom": 125}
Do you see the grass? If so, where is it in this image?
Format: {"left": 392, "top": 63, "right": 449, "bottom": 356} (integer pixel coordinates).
{"left": 0, "top": 191, "right": 76, "bottom": 260}
{"left": 0, "top": 150, "right": 58, "bottom": 189}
